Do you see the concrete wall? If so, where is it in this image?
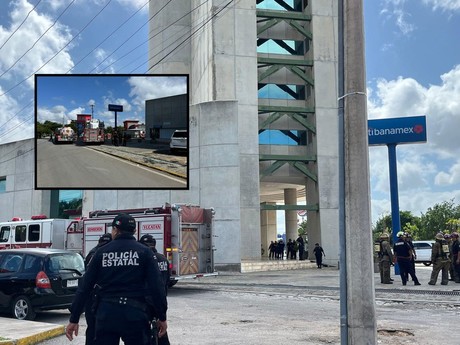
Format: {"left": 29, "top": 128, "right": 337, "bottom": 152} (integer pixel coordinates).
{"left": 308, "top": 0, "right": 340, "bottom": 266}
{"left": 0, "top": 139, "right": 51, "bottom": 221}
{"left": 147, "top": 0, "right": 261, "bottom": 267}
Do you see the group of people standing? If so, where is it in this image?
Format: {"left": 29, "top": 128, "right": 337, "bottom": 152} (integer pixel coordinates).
{"left": 268, "top": 235, "right": 307, "bottom": 260}
{"left": 65, "top": 213, "right": 170, "bottom": 345}
{"left": 376, "top": 229, "right": 460, "bottom": 286}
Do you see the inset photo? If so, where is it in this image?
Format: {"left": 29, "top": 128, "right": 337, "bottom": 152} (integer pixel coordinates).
{"left": 35, "top": 74, "right": 188, "bottom": 189}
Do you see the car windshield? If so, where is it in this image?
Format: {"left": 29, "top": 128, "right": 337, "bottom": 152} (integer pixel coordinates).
{"left": 172, "top": 131, "right": 187, "bottom": 138}
{"left": 46, "top": 253, "right": 85, "bottom": 275}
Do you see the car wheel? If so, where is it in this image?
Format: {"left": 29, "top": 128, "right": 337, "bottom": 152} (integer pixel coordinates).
{"left": 423, "top": 262, "right": 432, "bottom": 266}
{"left": 11, "top": 296, "right": 36, "bottom": 320}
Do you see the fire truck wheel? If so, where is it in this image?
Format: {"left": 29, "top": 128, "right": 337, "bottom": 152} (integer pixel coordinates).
{"left": 11, "top": 295, "right": 36, "bottom": 320}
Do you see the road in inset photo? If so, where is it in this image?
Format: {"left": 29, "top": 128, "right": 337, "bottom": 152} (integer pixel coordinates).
{"left": 36, "top": 139, "right": 186, "bottom": 188}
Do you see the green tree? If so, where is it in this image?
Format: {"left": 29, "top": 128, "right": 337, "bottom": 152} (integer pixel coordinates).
{"left": 298, "top": 219, "right": 307, "bottom": 241}
{"left": 419, "top": 199, "right": 460, "bottom": 239}
{"left": 373, "top": 210, "right": 421, "bottom": 240}
{"left": 58, "top": 198, "right": 82, "bottom": 219}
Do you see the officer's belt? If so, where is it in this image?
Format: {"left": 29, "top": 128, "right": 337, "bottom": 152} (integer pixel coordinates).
{"left": 101, "top": 297, "right": 147, "bottom": 311}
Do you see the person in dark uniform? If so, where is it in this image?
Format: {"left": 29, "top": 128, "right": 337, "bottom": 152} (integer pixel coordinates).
{"left": 451, "top": 232, "right": 460, "bottom": 283}
{"left": 313, "top": 243, "right": 325, "bottom": 268}
{"left": 428, "top": 232, "right": 451, "bottom": 285}
{"left": 65, "top": 213, "right": 167, "bottom": 345}
{"left": 404, "top": 232, "right": 417, "bottom": 282}
{"left": 393, "top": 231, "right": 421, "bottom": 286}
{"left": 139, "top": 234, "right": 170, "bottom": 295}
{"left": 83, "top": 233, "right": 112, "bottom": 345}
{"left": 139, "top": 234, "right": 171, "bottom": 345}
{"left": 296, "top": 235, "right": 305, "bottom": 261}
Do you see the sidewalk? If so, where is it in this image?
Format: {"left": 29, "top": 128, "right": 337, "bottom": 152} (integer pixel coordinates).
{"left": 0, "top": 318, "right": 64, "bottom": 345}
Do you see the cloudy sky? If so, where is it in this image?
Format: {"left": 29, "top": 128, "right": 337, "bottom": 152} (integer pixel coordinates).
{"left": 36, "top": 75, "right": 187, "bottom": 127}
{"left": 0, "top": 0, "right": 459, "bottom": 226}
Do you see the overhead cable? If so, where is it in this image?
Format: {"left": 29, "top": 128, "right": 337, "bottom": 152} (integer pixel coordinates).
{"left": 0, "top": 0, "right": 43, "bottom": 51}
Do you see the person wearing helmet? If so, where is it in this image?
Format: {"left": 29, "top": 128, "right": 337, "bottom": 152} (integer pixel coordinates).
{"left": 428, "top": 232, "right": 451, "bottom": 285}
{"left": 393, "top": 231, "right": 421, "bottom": 286}
{"left": 451, "top": 232, "right": 460, "bottom": 283}
{"left": 66, "top": 213, "right": 168, "bottom": 345}
{"left": 83, "top": 233, "right": 112, "bottom": 345}
{"left": 139, "top": 234, "right": 171, "bottom": 345}
{"left": 377, "top": 232, "right": 394, "bottom": 284}
{"left": 403, "top": 232, "right": 417, "bottom": 283}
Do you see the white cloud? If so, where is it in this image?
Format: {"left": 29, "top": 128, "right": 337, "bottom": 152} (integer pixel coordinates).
{"left": 422, "top": 0, "right": 460, "bottom": 11}
{"left": 127, "top": 76, "right": 187, "bottom": 113}
{"left": 381, "top": 0, "right": 416, "bottom": 36}
{"left": 368, "top": 64, "right": 460, "bottom": 222}
{"left": 0, "top": 0, "right": 74, "bottom": 88}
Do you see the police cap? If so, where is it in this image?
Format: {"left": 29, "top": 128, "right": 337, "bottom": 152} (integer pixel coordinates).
{"left": 139, "top": 234, "right": 156, "bottom": 246}
{"left": 112, "top": 213, "right": 136, "bottom": 233}
{"left": 98, "top": 233, "right": 112, "bottom": 245}
{"left": 396, "top": 231, "right": 405, "bottom": 238}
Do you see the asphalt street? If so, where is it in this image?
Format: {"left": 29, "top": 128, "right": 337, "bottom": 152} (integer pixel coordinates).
{"left": 36, "top": 139, "right": 186, "bottom": 188}
{"left": 23, "top": 264, "right": 460, "bottom": 345}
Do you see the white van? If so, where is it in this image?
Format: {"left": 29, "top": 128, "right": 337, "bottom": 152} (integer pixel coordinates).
{"left": 169, "top": 130, "right": 187, "bottom": 154}
{"left": 412, "top": 240, "right": 434, "bottom": 266}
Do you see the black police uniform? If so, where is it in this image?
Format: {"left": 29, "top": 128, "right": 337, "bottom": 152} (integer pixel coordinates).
{"left": 393, "top": 238, "right": 420, "bottom": 285}
{"left": 69, "top": 233, "right": 167, "bottom": 345}
{"left": 83, "top": 234, "right": 112, "bottom": 345}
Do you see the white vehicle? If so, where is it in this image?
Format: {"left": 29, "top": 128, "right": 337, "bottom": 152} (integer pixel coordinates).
{"left": 412, "top": 240, "right": 434, "bottom": 266}
{"left": 169, "top": 130, "right": 187, "bottom": 154}
{"left": 0, "top": 216, "right": 71, "bottom": 250}
{"left": 66, "top": 203, "right": 217, "bottom": 286}
{"left": 53, "top": 127, "right": 75, "bottom": 144}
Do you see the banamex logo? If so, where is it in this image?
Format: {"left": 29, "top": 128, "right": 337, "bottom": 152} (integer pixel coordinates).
{"left": 413, "top": 124, "right": 424, "bottom": 134}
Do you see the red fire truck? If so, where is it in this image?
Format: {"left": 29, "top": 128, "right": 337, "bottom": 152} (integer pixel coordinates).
{"left": 77, "top": 119, "right": 105, "bottom": 145}
{"left": 66, "top": 203, "right": 217, "bottom": 286}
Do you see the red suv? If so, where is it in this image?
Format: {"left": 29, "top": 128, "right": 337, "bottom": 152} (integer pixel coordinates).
{"left": 0, "top": 248, "right": 85, "bottom": 320}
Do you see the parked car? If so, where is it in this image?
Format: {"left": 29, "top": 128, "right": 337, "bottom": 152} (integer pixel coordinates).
{"left": 0, "top": 248, "right": 85, "bottom": 320}
{"left": 412, "top": 240, "right": 434, "bottom": 266}
{"left": 169, "top": 129, "right": 188, "bottom": 154}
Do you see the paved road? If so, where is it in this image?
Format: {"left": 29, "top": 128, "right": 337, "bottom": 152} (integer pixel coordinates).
{"left": 36, "top": 139, "right": 186, "bottom": 188}
{"left": 31, "top": 265, "right": 460, "bottom": 345}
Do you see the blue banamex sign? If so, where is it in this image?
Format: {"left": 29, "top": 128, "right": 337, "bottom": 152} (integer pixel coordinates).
{"left": 368, "top": 115, "right": 427, "bottom": 146}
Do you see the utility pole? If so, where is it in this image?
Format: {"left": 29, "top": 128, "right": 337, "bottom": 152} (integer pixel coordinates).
{"left": 90, "top": 104, "right": 94, "bottom": 120}
{"left": 341, "top": 0, "right": 377, "bottom": 343}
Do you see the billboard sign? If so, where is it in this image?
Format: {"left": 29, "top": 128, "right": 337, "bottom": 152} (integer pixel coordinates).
{"left": 368, "top": 115, "right": 427, "bottom": 146}
{"left": 108, "top": 104, "right": 123, "bottom": 112}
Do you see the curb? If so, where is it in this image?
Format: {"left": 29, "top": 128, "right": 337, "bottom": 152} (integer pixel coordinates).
{"left": 89, "top": 147, "right": 187, "bottom": 179}
{"left": 0, "top": 325, "right": 64, "bottom": 345}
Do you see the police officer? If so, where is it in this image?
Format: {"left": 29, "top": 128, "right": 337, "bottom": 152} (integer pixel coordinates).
{"left": 428, "top": 232, "right": 451, "bottom": 285}
{"left": 393, "top": 231, "right": 421, "bottom": 286}
{"left": 451, "top": 232, "right": 460, "bottom": 283}
{"left": 85, "top": 233, "right": 112, "bottom": 267}
{"left": 83, "top": 233, "right": 112, "bottom": 345}
{"left": 377, "top": 232, "right": 394, "bottom": 284}
{"left": 65, "top": 213, "right": 167, "bottom": 345}
{"left": 139, "top": 234, "right": 170, "bottom": 295}
{"left": 139, "top": 234, "right": 171, "bottom": 345}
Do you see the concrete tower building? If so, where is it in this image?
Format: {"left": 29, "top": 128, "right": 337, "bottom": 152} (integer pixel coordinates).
{"left": 143, "top": 0, "right": 340, "bottom": 269}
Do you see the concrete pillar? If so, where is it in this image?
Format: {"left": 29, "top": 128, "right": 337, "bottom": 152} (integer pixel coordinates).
{"left": 343, "top": 0, "right": 377, "bottom": 343}
{"left": 284, "top": 189, "right": 298, "bottom": 243}
{"left": 260, "top": 203, "right": 277, "bottom": 258}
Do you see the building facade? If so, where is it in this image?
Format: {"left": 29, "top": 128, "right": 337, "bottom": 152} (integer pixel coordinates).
{"left": 1, "top": 0, "right": 340, "bottom": 270}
